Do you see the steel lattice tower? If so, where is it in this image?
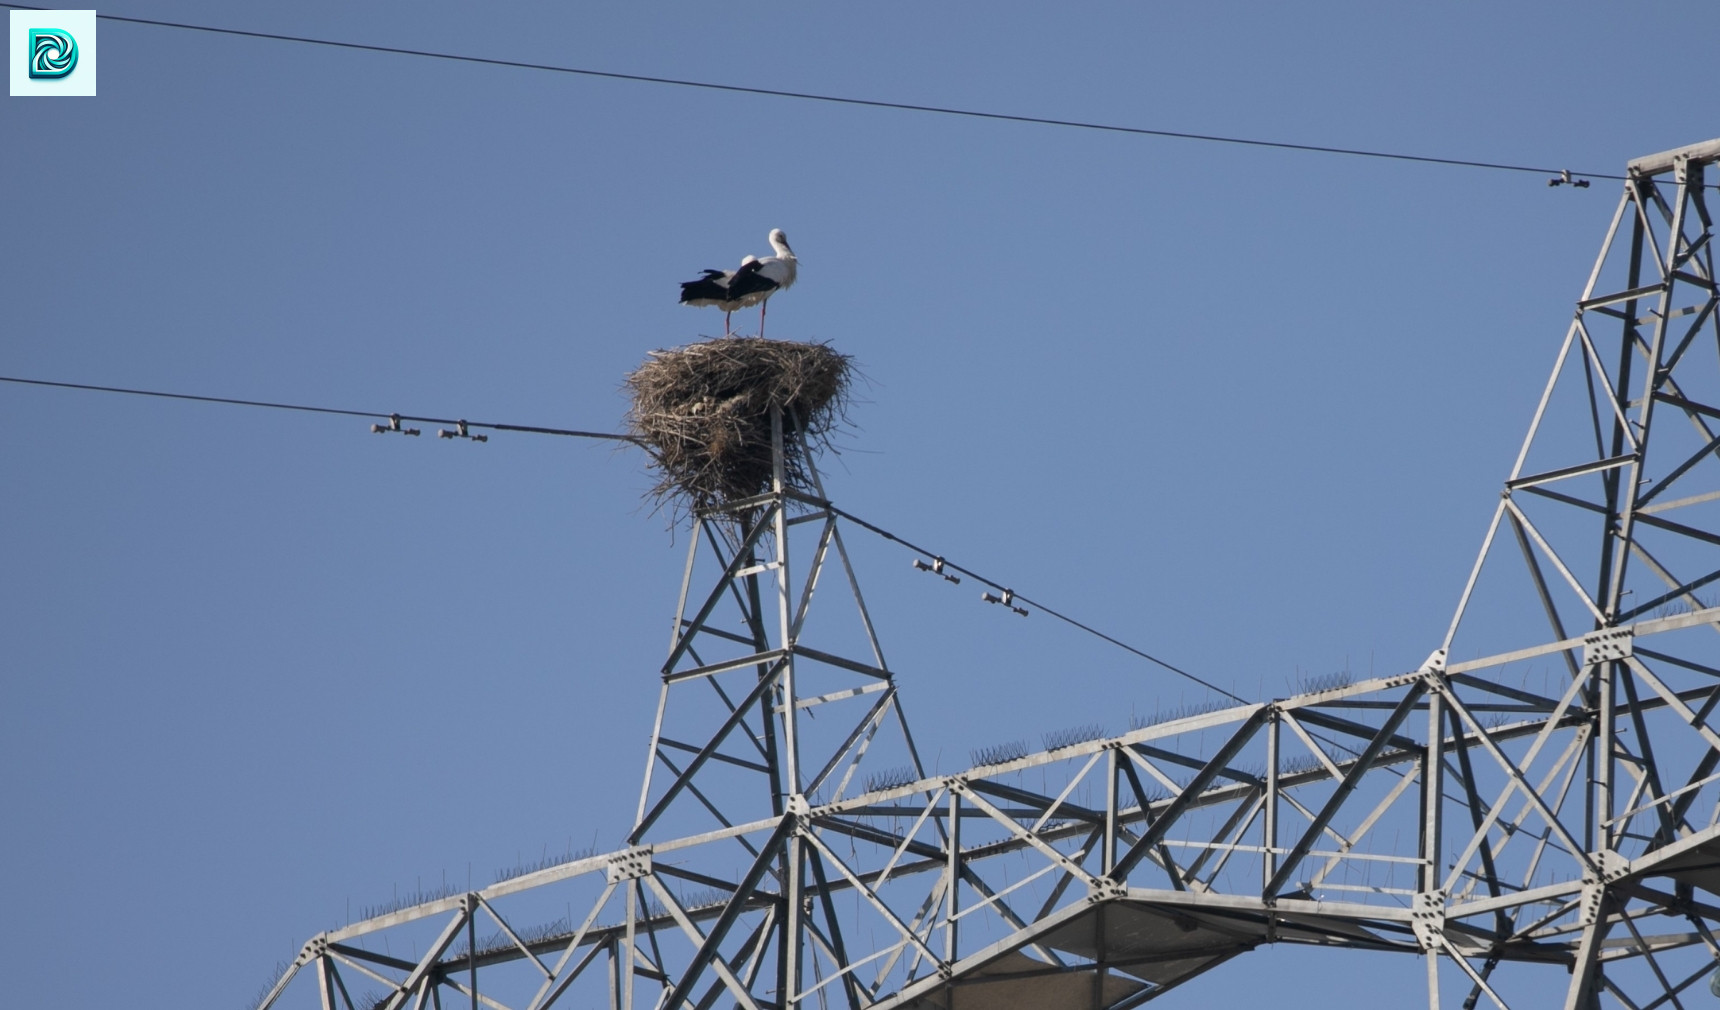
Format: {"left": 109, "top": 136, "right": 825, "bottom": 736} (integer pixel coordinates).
{"left": 258, "top": 137, "right": 1720, "bottom": 1010}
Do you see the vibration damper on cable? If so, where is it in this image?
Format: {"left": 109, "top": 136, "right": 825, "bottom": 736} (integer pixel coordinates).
{"left": 371, "top": 413, "right": 420, "bottom": 436}
{"left": 438, "top": 419, "right": 488, "bottom": 443}
{"left": 912, "top": 556, "right": 960, "bottom": 584}
{"left": 982, "top": 588, "right": 1029, "bottom": 617}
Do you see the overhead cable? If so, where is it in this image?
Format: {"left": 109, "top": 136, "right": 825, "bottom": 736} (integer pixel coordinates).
{"left": 3, "top": 370, "right": 1237, "bottom": 700}
{"left": 0, "top": 3, "right": 1626, "bottom": 186}
{"left": 0, "top": 375, "right": 638, "bottom": 443}
{"left": 826, "top": 504, "right": 1248, "bottom": 703}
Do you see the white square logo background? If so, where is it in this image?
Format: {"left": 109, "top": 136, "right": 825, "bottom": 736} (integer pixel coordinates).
{"left": 10, "top": 10, "right": 97, "bottom": 97}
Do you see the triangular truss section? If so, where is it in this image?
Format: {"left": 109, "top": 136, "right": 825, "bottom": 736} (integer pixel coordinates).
{"left": 1449, "top": 139, "right": 1720, "bottom": 653}
{"left": 258, "top": 140, "right": 1720, "bottom": 1010}
{"left": 632, "top": 406, "right": 933, "bottom": 848}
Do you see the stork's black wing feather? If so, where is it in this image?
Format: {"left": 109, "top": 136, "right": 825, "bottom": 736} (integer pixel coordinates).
{"left": 679, "top": 269, "right": 732, "bottom": 305}
{"left": 723, "top": 259, "right": 780, "bottom": 301}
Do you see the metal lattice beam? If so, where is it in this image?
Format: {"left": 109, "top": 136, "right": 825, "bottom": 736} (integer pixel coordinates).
{"left": 260, "top": 138, "right": 1720, "bottom": 1010}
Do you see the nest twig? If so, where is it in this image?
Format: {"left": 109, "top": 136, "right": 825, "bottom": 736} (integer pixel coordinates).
{"left": 625, "top": 337, "right": 853, "bottom": 518}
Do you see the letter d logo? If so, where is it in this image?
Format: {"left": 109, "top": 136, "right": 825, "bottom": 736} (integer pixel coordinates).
{"left": 28, "top": 28, "right": 76, "bottom": 79}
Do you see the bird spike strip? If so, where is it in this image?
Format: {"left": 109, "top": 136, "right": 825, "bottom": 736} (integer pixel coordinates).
{"left": 625, "top": 337, "right": 853, "bottom": 516}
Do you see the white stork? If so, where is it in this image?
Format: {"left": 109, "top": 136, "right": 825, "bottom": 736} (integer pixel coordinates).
{"left": 677, "top": 257, "right": 757, "bottom": 335}
{"left": 679, "top": 229, "right": 798, "bottom": 336}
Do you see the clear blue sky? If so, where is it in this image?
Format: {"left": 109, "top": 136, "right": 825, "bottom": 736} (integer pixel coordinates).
{"left": 3, "top": 3, "right": 1716, "bottom": 1007}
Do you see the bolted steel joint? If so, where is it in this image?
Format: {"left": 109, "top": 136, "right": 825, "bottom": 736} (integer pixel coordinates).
{"left": 1086, "top": 877, "right": 1128, "bottom": 903}
{"left": 606, "top": 847, "right": 653, "bottom": 883}
{"left": 1583, "top": 627, "right": 1633, "bottom": 666}
{"left": 1410, "top": 890, "right": 1446, "bottom": 951}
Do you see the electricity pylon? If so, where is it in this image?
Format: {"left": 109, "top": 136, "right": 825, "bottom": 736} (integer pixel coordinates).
{"left": 631, "top": 406, "right": 931, "bottom": 850}
{"left": 257, "top": 137, "right": 1720, "bottom": 1010}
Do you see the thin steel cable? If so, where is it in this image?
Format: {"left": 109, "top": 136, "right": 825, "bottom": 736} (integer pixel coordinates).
{"left": 0, "top": 3, "right": 1634, "bottom": 185}
{"left": 828, "top": 505, "right": 1409, "bottom": 773}
{"left": 0, "top": 370, "right": 1526, "bottom": 765}
{"left": 7, "top": 372, "right": 1428, "bottom": 778}
{"left": 2, "top": 369, "right": 1235, "bottom": 698}
{"left": 0, "top": 375, "right": 639, "bottom": 443}
{"left": 827, "top": 502, "right": 1413, "bottom": 773}
{"left": 825, "top": 504, "right": 1247, "bottom": 703}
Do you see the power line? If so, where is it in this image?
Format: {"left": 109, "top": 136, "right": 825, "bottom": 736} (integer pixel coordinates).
{"left": 2, "top": 3, "right": 1629, "bottom": 186}
{"left": 0, "top": 375, "right": 639, "bottom": 443}
{"left": 826, "top": 504, "right": 1247, "bottom": 703}
{"left": 4, "top": 369, "right": 1236, "bottom": 699}
{"left": 835, "top": 501, "right": 1398, "bottom": 768}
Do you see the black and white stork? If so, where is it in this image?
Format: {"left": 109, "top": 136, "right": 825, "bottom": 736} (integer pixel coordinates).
{"left": 678, "top": 229, "right": 798, "bottom": 336}
{"left": 677, "top": 257, "right": 757, "bottom": 335}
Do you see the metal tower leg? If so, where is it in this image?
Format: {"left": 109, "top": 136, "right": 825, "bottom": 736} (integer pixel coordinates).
{"left": 258, "top": 139, "right": 1720, "bottom": 1010}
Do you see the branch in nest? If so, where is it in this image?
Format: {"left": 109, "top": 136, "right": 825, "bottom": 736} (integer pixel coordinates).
{"left": 625, "top": 337, "right": 853, "bottom": 519}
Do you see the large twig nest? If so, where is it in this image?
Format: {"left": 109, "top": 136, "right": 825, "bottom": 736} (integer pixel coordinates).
{"left": 626, "top": 337, "right": 853, "bottom": 516}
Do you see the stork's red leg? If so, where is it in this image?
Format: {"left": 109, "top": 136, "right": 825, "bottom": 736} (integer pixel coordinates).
{"left": 759, "top": 301, "right": 767, "bottom": 338}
